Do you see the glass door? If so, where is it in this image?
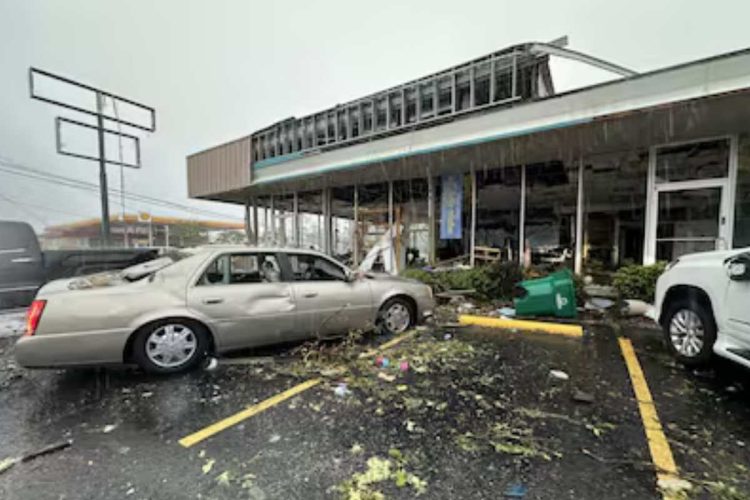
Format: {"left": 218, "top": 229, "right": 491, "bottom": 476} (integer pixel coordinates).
{"left": 655, "top": 186, "right": 725, "bottom": 261}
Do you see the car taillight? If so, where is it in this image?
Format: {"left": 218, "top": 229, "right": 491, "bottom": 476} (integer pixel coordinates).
{"left": 25, "top": 299, "right": 46, "bottom": 336}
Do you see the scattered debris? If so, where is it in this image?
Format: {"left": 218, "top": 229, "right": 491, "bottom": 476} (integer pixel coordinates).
{"left": 268, "top": 434, "right": 281, "bottom": 443}
{"left": 584, "top": 298, "right": 615, "bottom": 312}
{"left": 621, "top": 299, "right": 652, "bottom": 317}
{"left": 0, "top": 457, "right": 16, "bottom": 475}
{"left": 203, "top": 356, "right": 219, "bottom": 371}
{"left": 337, "top": 453, "right": 427, "bottom": 499}
{"left": 141, "top": 391, "right": 153, "bottom": 399}
{"left": 443, "top": 333, "right": 453, "bottom": 341}
{"left": 496, "top": 307, "right": 516, "bottom": 317}
{"left": 549, "top": 370, "right": 569, "bottom": 381}
{"left": 572, "top": 389, "right": 595, "bottom": 404}
{"left": 202, "top": 458, "right": 216, "bottom": 474}
{"left": 377, "top": 372, "right": 396, "bottom": 382}
{"left": 334, "top": 383, "right": 351, "bottom": 398}
{"left": 657, "top": 476, "right": 693, "bottom": 496}
{"left": 350, "top": 443, "right": 364, "bottom": 455}
{"left": 399, "top": 360, "right": 409, "bottom": 372}
{"left": 21, "top": 440, "right": 72, "bottom": 463}
{"left": 504, "top": 483, "right": 527, "bottom": 498}
{"left": 396, "top": 384, "right": 408, "bottom": 392}
{"left": 102, "top": 424, "right": 118, "bottom": 433}
{"left": 215, "top": 470, "right": 232, "bottom": 487}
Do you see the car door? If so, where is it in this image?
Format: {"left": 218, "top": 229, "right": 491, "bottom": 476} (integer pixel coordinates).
{"left": 187, "top": 252, "right": 297, "bottom": 351}
{"left": 283, "top": 252, "right": 374, "bottom": 338}
{"left": 723, "top": 252, "right": 750, "bottom": 347}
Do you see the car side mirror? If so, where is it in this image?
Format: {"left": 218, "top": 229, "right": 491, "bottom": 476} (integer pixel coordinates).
{"left": 728, "top": 255, "right": 750, "bottom": 281}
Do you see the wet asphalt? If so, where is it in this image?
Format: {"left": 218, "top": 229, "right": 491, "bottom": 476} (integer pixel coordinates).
{"left": 0, "top": 321, "right": 748, "bottom": 500}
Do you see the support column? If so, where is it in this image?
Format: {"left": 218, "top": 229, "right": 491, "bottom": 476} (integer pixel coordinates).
{"left": 427, "top": 174, "right": 436, "bottom": 265}
{"left": 269, "top": 195, "right": 276, "bottom": 244}
{"left": 323, "top": 188, "right": 332, "bottom": 255}
{"left": 575, "top": 159, "right": 584, "bottom": 275}
{"left": 353, "top": 186, "right": 360, "bottom": 267}
{"left": 251, "top": 198, "right": 259, "bottom": 246}
{"left": 470, "top": 168, "right": 477, "bottom": 267}
{"left": 244, "top": 199, "right": 251, "bottom": 244}
{"left": 293, "top": 192, "right": 300, "bottom": 247}
{"left": 519, "top": 165, "right": 526, "bottom": 268}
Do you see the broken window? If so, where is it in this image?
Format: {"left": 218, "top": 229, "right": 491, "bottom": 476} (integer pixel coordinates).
{"left": 475, "top": 165, "right": 522, "bottom": 262}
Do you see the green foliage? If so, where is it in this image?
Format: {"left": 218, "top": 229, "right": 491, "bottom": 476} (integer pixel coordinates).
{"left": 612, "top": 262, "right": 667, "bottom": 302}
{"left": 402, "top": 261, "right": 524, "bottom": 302}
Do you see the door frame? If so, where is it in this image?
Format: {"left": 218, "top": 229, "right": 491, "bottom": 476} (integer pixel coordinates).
{"left": 644, "top": 135, "right": 738, "bottom": 264}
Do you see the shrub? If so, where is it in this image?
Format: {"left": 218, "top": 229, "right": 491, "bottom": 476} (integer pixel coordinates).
{"left": 612, "top": 262, "right": 667, "bottom": 302}
{"left": 402, "top": 261, "right": 524, "bottom": 302}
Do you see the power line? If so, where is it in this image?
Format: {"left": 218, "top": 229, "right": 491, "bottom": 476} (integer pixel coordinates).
{"left": 0, "top": 158, "right": 243, "bottom": 221}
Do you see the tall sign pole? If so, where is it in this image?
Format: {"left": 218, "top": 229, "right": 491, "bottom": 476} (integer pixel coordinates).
{"left": 96, "top": 92, "right": 111, "bottom": 244}
{"left": 29, "top": 67, "right": 156, "bottom": 247}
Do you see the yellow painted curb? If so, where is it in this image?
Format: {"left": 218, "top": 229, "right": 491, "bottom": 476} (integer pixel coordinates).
{"left": 458, "top": 314, "right": 583, "bottom": 337}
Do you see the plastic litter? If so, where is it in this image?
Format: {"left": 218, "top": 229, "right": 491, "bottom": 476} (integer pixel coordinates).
{"left": 268, "top": 434, "right": 281, "bottom": 443}
{"left": 496, "top": 307, "right": 516, "bottom": 317}
{"left": 377, "top": 372, "right": 396, "bottom": 382}
{"left": 443, "top": 333, "right": 452, "bottom": 340}
{"left": 102, "top": 424, "right": 117, "bottom": 433}
{"left": 375, "top": 355, "right": 384, "bottom": 366}
{"left": 572, "top": 389, "right": 595, "bottom": 403}
{"left": 399, "top": 361, "right": 409, "bottom": 372}
{"left": 549, "top": 370, "right": 570, "bottom": 381}
{"left": 380, "top": 357, "right": 390, "bottom": 368}
{"left": 203, "top": 357, "right": 219, "bottom": 371}
{"left": 504, "top": 483, "right": 527, "bottom": 498}
{"left": 334, "top": 383, "right": 351, "bottom": 397}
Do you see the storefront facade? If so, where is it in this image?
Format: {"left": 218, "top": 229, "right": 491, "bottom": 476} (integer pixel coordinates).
{"left": 187, "top": 43, "right": 750, "bottom": 275}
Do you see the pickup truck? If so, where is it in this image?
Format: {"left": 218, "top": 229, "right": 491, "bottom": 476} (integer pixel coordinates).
{"left": 0, "top": 220, "right": 159, "bottom": 309}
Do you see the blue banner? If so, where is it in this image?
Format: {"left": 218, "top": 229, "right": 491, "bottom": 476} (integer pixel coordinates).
{"left": 440, "top": 174, "right": 463, "bottom": 239}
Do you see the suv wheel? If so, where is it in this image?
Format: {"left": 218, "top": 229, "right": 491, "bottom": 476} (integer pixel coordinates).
{"left": 132, "top": 320, "right": 210, "bottom": 374}
{"left": 662, "top": 300, "right": 716, "bottom": 366}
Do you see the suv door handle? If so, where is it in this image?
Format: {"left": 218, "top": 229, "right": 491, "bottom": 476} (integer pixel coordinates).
{"left": 303, "top": 292, "right": 318, "bottom": 298}
{"left": 202, "top": 297, "right": 224, "bottom": 305}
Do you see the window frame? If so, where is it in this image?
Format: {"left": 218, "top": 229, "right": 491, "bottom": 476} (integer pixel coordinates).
{"left": 279, "top": 251, "right": 351, "bottom": 283}
{"left": 193, "top": 251, "right": 286, "bottom": 287}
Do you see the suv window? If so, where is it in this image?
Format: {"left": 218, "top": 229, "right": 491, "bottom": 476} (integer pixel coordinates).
{"left": 199, "top": 253, "right": 282, "bottom": 285}
{"left": 288, "top": 253, "right": 347, "bottom": 281}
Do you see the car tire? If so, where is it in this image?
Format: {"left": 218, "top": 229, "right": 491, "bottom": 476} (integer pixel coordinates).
{"left": 378, "top": 297, "right": 415, "bottom": 335}
{"left": 132, "top": 319, "right": 210, "bottom": 374}
{"left": 661, "top": 299, "right": 717, "bottom": 367}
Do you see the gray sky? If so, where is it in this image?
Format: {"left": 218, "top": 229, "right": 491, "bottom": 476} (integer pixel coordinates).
{"left": 2, "top": 0, "right": 750, "bottom": 230}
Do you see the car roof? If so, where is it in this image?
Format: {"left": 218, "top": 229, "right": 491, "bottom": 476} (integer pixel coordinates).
{"left": 194, "top": 245, "right": 327, "bottom": 256}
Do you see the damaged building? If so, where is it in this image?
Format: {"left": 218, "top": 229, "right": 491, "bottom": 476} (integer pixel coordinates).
{"left": 186, "top": 39, "right": 750, "bottom": 274}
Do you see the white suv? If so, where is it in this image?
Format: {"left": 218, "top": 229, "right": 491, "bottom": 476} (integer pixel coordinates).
{"left": 654, "top": 248, "right": 750, "bottom": 368}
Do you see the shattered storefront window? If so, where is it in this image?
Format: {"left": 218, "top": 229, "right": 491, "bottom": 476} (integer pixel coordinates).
{"left": 524, "top": 161, "right": 577, "bottom": 269}
{"left": 393, "top": 178, "right": 430, "bottom": 268}
{"left": 734, "top": 135, "right": 750, "bottom": 248}
{"left": 356, "top": 182, "right": 390, "bottom": 270}
{"left": 583, "top": 152, "right": 647, "bottom": 270}
{"left": 298, "top": 190, "right": 323, "bottom": 251}
{"left": 436, "top": 173, "right": 471, "bottom": 262}
{"left": 475, "top": 165, "right": 522, "bottom": 262}
{"left": 332, "top": 186, "right": 356, "bottom": 264}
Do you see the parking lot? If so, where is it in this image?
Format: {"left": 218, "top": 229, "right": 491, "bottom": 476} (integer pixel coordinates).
{"left": 0, "top": 317, "right": 749, "bottom": 500}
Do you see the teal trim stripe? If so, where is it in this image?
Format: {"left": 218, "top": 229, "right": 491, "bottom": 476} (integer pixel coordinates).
{"left": 254, "top": 151, "right": 305, "bottom": 169}
{"left": 252, "top": 116, "right": 592, "bottom": 184}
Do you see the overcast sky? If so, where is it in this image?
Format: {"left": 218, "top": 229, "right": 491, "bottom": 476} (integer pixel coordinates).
{"left": 2, "top": 0, "right": 750, "bottom": 230}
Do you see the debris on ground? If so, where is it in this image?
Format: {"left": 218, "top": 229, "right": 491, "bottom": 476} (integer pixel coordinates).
{"left": 268, "top": 434, "right": 281, "bottom": 443}
{"left": 0, "top": 457, "right": 16, "bottom": 475}
{"left": 336, "top": 451, "right": 427, "bottom": 499}
{"left": 495, "top": 307, "right": 517, "bottom": 318}
{"left": 202, "top": 458, "right": 216, "bottom": 474}
{"left": 21, "top": 440, "right": 72, "bottom": 463}
{"left": 549, "top": 370, "right": 570, "bottom": 381}
{"left": 102, "top": 424, "right": 117, "bottom": 433}
{"left": 572, "top": 389, "right": 595, "bottom": 404}
{"left": 377, "top": 372, "right": 395, "bottom": 382}
{"left": 203, "top": 357, "right": 219, "bottom": 371}
{"left": 504, "top": 483, "right": 527, "bottom": 498}
{"left": 334, "top": 383, "right": 351, "bottom": 398}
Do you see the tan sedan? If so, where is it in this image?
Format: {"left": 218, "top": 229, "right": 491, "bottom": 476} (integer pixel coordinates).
{"left": 15, "top": 246, "right": 434, "bottom": 374}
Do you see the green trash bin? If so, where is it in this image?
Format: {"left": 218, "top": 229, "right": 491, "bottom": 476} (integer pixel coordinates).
{"left": 514, "top": 269, "right": 578, "bottom": 318}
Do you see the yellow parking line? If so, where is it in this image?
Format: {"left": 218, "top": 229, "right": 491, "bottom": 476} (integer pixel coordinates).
{"left": 618, "top": 337, "right": 685, "bottom": 499}
{"left": 181, "top": 331, "right": 418, "bottom": 448}
{"left": 458, "top": 314, "right": 583, "bottom": 337}
{"left": 358, "top": 330, "right": 418, "bottom": 358}
{"left": 179, "top": 378, "right": 321, "bottom": 448}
